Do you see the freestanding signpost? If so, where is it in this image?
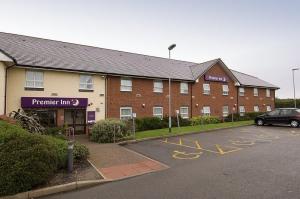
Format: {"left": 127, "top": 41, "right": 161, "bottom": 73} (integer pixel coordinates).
{"left": 132, "top": 113, "right": 136, "bottom": 140}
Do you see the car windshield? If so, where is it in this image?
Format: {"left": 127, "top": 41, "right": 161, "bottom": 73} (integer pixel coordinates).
{"left": 296, "top": 109, "right": 300, "bottom": 113}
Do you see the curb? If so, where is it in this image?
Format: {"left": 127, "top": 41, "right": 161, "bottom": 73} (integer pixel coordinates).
{"left": 0, "top": 179, "right": 111, "bottom": 199}
{"left": 118, "top": 123, "right": 254, "bottom": 145}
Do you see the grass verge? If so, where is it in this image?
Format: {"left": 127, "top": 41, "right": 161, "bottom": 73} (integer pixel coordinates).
{"left": 135, "top": 120, "right": 254, "bottom": 140}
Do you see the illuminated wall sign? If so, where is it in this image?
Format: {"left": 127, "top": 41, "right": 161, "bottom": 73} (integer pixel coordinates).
{"left": 204, "top": 75, "right": 228, "bottom": 82}
{"left": 21, "top": 97, "right": 88, "bottom": 108}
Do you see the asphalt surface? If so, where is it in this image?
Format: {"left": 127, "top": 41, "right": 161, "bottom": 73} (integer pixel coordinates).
{"left": 43, "top": 125, "right": 300, "bottom": 199}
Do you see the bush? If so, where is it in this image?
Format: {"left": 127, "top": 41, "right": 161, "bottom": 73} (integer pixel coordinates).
{"left": 73, "top": 142, "right": 89, "bottom": 162}
{"left": 190, "top": 116, "right": 221, "bottom": 126}
{"left": 135, "top": 117, "right": 165, "bottom": 131}
{"left": 90, "top": 119, "right": 129, "bottom": 143}
{"left": 162, "top": 116, "right": 191, "bottom": 128}
{"left": 275, "top": 98, "right": 300, "bottom": 108}
{"left": 0, "top": 121, "right": 58, "bottom": 196}
{"left": 224, "top": 112, "right": 264, "bottom": 122}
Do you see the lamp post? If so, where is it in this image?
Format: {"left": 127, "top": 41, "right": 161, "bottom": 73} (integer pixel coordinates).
{"left": 168, "top": 44, "right": 176, "bottom": 133}
{"left": 292, "top": 68, "right": 299, "bottom": 108}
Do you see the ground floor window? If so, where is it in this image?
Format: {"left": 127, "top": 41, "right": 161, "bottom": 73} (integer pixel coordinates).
{"left": 64, "top": 109, "right": 86, "bottom": 134}
{"left": 254, "top": 106, "right": 260, "bottom": 112}
{"left": 120, "top": 107, "right": 132, "bottom": 120}
{"left": 25, "top": 109, "right": 57, "bottom": 127}
{"left": 239, "top": 106, "right": 245, "bottom": 116}
{"left": 153, "top": 107, "right": 163, "bottom": 119}
{"left": 203, "top": 106, "right": 211, "bottom": 116}
{"left": 222, "top": 106, "right": 229, "bottom": 117}
{"left": 180, "top": 107, "right": 189, "bottom": 119}
{"left": 266, "top": 105, "right": 272, "bottom": 112}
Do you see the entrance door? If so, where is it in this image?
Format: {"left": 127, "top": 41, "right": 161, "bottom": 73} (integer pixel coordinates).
{"left": 64, "top": 109, "right": 86, "bottom": 134}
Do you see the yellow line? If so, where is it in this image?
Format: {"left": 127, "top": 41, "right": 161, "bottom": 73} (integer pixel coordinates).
{"left": 161, "top": 140, "right": 219, "bottom": 154}
{"left": 215, "top": 144, "right": 225, "bottom": 155}
{"left": 195, "top": 140, "right": 202, "bottom": 149}
{"left": 179, "top": 138, "right": 183, "bottom": 145}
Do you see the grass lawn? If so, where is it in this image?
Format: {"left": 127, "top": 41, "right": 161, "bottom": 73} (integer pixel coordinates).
{"left": 135, "top": 120, "right": 254, "bottom": 140}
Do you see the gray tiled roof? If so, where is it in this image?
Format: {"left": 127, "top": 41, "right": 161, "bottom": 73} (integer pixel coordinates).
{"left": 0, "top": 32, "right": 278, "bottom": 88}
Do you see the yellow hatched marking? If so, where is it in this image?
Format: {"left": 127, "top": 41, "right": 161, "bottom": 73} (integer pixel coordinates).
{"left": 195, "top": 140, "right": 202, "bottom": 149}
{"left": 229, "top": 139, "right": 255, "bottom": 146}
{"left": 215, "top": 144, "right": 242, "bottom": 155}
{"left": 172, "top": 150, "right": 203, "bottom": 160}
{"left": 215, "top": 145, "right": 225, "bottom": 155}
{"left": 179, "top": 138, "right": 183, "bottom": 145}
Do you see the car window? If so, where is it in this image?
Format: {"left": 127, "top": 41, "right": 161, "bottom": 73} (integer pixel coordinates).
{"left": 268, "top": 110, "right": 280, "bottom": 116}
{"left": 296, "top": 109, "right": 300, "bottom": 113}
{"left": 280, "top": 109, "right": 293, "bottom": 116}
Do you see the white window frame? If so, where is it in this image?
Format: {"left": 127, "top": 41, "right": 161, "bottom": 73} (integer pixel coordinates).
{"left": 222, "top": 85, "right": 229, "bottom": 96}
{"left": 254, "top": 105, "right": 259, "bottom": 112}
{"left": 153, "top": 80, "right": 163, "bottom": 93}
{"left": 180, "top": 107, "right": 189, "bottom": 119}
{"left": 25, "top": 70, "right": 44, "bottom": 88}
{"left": 153, "top": 107, "right": 163, "bottom": 119}
{"left": 222, "top": 106, "right": 229, "bottom": 117}
{"left": 79, "top": 74, "right": 93, "bottom": 90}
{"left": 203, "top": 106, "right": 211, "bottom": 116}
{"left": 266, "top": 105, "right": 272, "bottom": 112}
{"left": 180, "top": 82, "right": 189, "bottom": 94}
{"left": 239, "top": 87, "right": 245, "bottom": 96}
{"left": 239, "top": 106, "right": 245, "bottom": 116}
{"left": 253, "top": 88, "right": 258, "bottom": 96}
{"left": 120, "top": 107, "right": 132, "bottom": 120}
{"left": 266, "top": 89, "right": 271, "bottom": 97}
{"left": 120, "top": 77, "right": 132, "bottom": 92}
{"left": 203, "top": 83, "right": 210, "bottom": 95}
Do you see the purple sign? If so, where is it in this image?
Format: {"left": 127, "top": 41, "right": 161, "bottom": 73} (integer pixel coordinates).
{"left": 21, "top": 97, "right": 88, "bottom": 108}
{"left": 87, "top": 111, "right": 96, "bottom": 123}
{"left": 204, "top": 75, "right": 227, "bottom": 82}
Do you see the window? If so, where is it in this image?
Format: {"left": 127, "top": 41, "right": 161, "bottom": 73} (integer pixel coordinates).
{"left": 222, "top": 85, "right": 229, "bottom": 95}
{"left": 253, "top": 88, "right": 258, "bottom": 96}
{"left": 203, "top": 106, "right": 211, "bottom": 116}
{"left": 239, "top": 106, "right": 245, "bottom": 116}
{"left": 79, "top": 75, "right": 93, "bottom": 90}
{"left": 268, "top": 109, "right": 279, "bottom": 116}
{"left": 153, "top": 80, "right": 163, "bottom": 93}
{"left": 254, "top": 106, "right": 259, "bottom": 112}
{"left": 153, "top": 107, "right": 163, "bottom": 119}
{"left": 266, "top": 105, "right": 272, "bottom": 112}
{"left": 266, "top": 89, "right": 271, "bottom": 97}
{"left": 203, "top": 83, "right": 210, "bottom": 95}
{"left": 120, "top": 78, "right": 132, "bottom": 91}
{"left": 239, "top": 87, "right": 245, "bottom": 96}
{"left": 180, "top": 107, "right": 189, "bottom": 119}
{"left": 25, "top": 70, "right": 44, "bottom": 88}
{"left": 222, "top": 106, "right": 229, "bottom": 117}
{"left": 120, "top": 107, "right": 132, "bottom": 120}
{"left": 25, "top": 109, "right": 56, "bottom": 127}
{"left": 280, "top": 109, "right": 293, "bottom": 116}
{"left": 180, "top": 82, "right": 189, "bottom": 94}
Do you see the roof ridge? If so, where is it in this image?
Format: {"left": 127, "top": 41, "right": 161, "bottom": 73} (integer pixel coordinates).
{"left": 0, "top": 31, "right": 196, "bottom": 65}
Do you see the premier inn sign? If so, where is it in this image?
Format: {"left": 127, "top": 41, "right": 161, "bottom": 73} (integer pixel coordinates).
{"left": 21, "top": 97, "right": 88, "bottom": 108}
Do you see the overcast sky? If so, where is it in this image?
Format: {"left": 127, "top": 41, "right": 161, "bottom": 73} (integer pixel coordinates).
{"left": 1, "top": 0, "right": 299, "bottom": 98}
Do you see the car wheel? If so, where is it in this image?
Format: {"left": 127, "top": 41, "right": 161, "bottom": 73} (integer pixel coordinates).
{"left": 290, "top": 120, "right": 299, "bottom": 128}
{"left": 256, "top": 119, "right": 264, "bottom": 126}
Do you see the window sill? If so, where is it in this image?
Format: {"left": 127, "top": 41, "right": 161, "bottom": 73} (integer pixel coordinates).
{"left": 120, "top": 90, "right": 132, "bottom": 92}
{"left": 180, "top": 93, "right": 189, "bottom": 95}
{"left": 79, "top": 89, "right": 94, "bottom": 92}
{"left": 24, "top": 87, "right": 44, "bottom": 91}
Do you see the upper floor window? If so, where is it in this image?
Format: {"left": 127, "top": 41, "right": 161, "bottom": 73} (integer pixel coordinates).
{"left": 266, "top": 89, "right": 271, "bottom": 97}
{"left": 153, "top": 80, "right": 163, "bottom": 93}
{"left": 222, "top": 85, "right": 229, "bottom": 95}
{"left": 239, "top": 106, "right": 245, "bottom": 116}
{"left": 79, "top": 75, "right": 93, "bottom": 90}
{"left": 239, "top": 87, "right": 245, "bottom": 96}
{"left": 253, "top": 88, "right": 258, "bottom": 96}
{"left": 120, "top": 107, "right": 132, "bottom": 120}
{"left": 180, "top": 107, "right": 189, "bottom": 119}
{"left": 254, "top": 105, "right": 259, "bottom": 112}
{"left": 266, "top": 105, "right": 272, "bottom": 112}
{"left": 180, "top": 82, "right": 189, "bottom": 94}
{"left": 203, "top": 83, "right": 210, "bottom": 95}
{"left": 153, "top": 107, "right": 163, "bottom": 119}
{"left": 120, "top": 77, "right": 132, "bottom": 91}
{"left": 222, "top": 106, "right": 229, "bottom": 117}
{"left": 203, "top": 106, "right": 211, "bottom": 116}
{"left": 25, "top": 70, "right": 44, "bottom": 88}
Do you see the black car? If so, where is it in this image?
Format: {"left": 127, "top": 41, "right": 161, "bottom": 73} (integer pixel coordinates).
{"left": 255, "top": 108, "right": 300, "bottom": 128}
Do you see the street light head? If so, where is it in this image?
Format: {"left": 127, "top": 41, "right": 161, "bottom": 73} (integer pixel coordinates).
{"left": 168, "top": 44, "right": 176, "bottom": 51}
{"left": 292, "top": 68, "right": 300, "bottom": 71}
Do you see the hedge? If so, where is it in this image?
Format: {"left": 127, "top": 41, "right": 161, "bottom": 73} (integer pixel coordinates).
{"left": 275, "top": 98, "right": 300, "bottom": 108}
{"left": 224, "top": 112, "right": 264, "bottom": 122}
{"left": 190, "top": 116, "right": 221, "bottom": 125}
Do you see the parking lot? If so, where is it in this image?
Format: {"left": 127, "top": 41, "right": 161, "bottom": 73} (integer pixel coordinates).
{"left": 44, "top": 125, "right": 300, "bottom": 199}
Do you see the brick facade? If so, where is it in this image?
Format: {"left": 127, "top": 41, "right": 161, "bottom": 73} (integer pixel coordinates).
{"left": 106, "top": 63, "right": 276, "bottom": 119}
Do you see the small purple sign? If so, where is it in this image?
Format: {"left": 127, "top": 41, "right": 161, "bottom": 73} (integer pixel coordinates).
{"left": 204, "top": 75, "right": 227, "bottom": 82}
{"left": 87, "top": 111, "right": 96, "bottom": 123}
{"left": 21, "top": 97, "right": 88, "bottom": 108}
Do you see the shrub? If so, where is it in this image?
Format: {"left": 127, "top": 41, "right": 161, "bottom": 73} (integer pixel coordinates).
{"left": 190, "top": 116, "right": 221, "bottom": 126}
{"left": 0, "top": 121, "right": 58, "bottom": 196}
{"left": 73, "top": 142, "right": 89, "bottom": 162}
{"left": 90, "top": 119, "right": 129, "bottom": 143}
{"left": 162, "top": 116, "right": 191, "bottom": 128}
{"left": 135, "top": 117, "right": 165, "bottom": 131}
{"left": 224, "top": 112, "right": 264, "bottom": 122}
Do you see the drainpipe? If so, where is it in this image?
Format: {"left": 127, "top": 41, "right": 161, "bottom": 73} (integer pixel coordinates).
{"left": 4, "top": 63, "right": 16, "bottom": 115}
{"left": 190, "top": 82, "right": 193, "bottom": 118}
{"left": 105, "top": 76, "right": 108, "bottom": 119}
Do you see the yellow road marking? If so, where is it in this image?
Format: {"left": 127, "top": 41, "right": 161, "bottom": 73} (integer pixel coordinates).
{"left": 215, "top": 145, "right": 225, "bottom": 155}
{"left": 179, "top": 138, "right": 183, "bottom": 145}
{"left": 229, "top": 139, "right": 255, "bottom": 146}
{"left": 195, "top": 140, "right": 202, "bottom": 149}
{"left": 172, "top": 150, "right": 202, "bottom": 160}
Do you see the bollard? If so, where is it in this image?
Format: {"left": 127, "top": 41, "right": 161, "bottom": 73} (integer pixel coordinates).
{"left": 68, "top": 141, "right": 74, "bottom": 173}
